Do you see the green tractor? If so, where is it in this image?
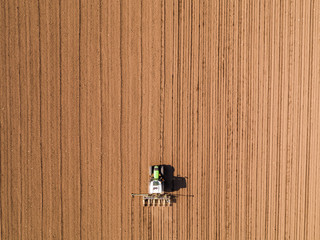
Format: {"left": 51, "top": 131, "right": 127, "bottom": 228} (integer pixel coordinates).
{"left": 131, "top": 165, "right": 172, "bottom": 206}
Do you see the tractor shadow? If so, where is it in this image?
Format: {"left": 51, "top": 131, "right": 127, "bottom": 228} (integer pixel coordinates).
{"left": 162, "top": 165, "right": 187, "bottom": 193}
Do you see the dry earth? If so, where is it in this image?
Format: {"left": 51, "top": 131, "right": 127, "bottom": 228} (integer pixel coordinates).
{"left": 1, "top": 0, "right": 320, "bottom": 239}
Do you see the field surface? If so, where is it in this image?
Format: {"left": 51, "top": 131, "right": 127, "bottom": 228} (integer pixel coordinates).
{"left": 1, "top": 0, "right": 320, "bottom": 239}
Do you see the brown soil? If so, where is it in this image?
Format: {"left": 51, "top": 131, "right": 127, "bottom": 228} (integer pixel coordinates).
{"left": 1, "top": 0, "right": 320, "bottom": 239}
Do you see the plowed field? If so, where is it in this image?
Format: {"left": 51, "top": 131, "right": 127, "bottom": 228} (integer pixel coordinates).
{"left": 1, "top": 0, "right": 320, "bottom": 239}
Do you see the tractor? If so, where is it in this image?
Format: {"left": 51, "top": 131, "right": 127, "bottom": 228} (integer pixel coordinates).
{"left": 131, "top": 165, "right": 172, "bottom": 206}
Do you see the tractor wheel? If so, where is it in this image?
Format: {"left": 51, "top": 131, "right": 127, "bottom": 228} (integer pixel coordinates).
{"left": 160, "top": 165, "right": 165, "bottom": 176}
{"left": 149, "top": 166, "right": 153, "bottom": 176}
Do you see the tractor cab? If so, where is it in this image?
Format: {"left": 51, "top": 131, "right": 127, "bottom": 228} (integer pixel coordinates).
{"left": 149, "top": 180, "right": 163, "bottom": 194}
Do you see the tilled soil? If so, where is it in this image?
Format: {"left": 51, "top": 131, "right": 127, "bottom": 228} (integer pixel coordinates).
{"left": 1, "top": 0, "right": 320, "bottom": 239}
